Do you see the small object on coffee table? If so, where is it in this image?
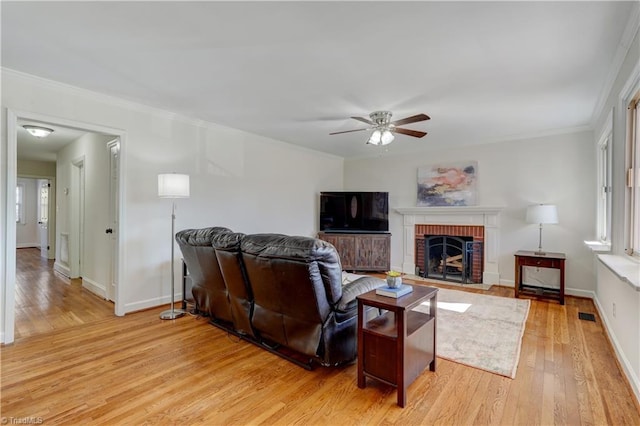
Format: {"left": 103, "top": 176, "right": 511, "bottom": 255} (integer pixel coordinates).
{"left": 376, "top": 284, "right": 413, "bottom": 298}
{"left": 386, "top": 270, "right": 402, "bottom": 288}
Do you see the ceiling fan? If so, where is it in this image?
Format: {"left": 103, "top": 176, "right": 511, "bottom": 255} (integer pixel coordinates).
{"left": 329, "top": 111, "right": 430, "bottom": 145}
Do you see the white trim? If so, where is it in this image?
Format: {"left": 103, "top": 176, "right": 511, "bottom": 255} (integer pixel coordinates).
{"left": 3, "top": 110, "right": 18, "bottom": 344}
{"left": 3, "top": 108, "right": 127, "bottom": 344}
{"left": 1, "top": 68, "right": 343, "bottom": 162}
{"left": 395, "top": 206, "right": 505, "bottom": 215}
{"left": 82, "top": 277, "right": 107, "bottom": 299}
{"left": 53, "top": 261, "right": 70, "bottom": 278}
{"left": 593, "top": 294, "right": 640, "bottom": 404}
{"left": 16, "top": 243, "right": 39, "bottom": 249}
{"left": 124, "top": 292, "right": 184, "bottom": 313}
{"left": 565, "top": 288, "right": 595, "bottom": 300}
{"left": 591, "top": 2, "right": 640, "bottom": 124}
{"left": 620, "top": 61, "right": 640, "bottom": 105}
{"left": 584, "top": 240, "right": 612, "bottom": 253}
{"left": 395, "top": 206, "right": 503, "bottom": 284}
{"left": 597, "top": 254, "right": 640, "bottom": 290}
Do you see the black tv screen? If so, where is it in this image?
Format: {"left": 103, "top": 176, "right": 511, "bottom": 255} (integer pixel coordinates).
{"left": 320, "top": 191, "right": 389, "bottom": 233}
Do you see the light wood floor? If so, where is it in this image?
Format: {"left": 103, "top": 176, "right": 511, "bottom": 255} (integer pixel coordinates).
{"left": 13, "top": 247, "right": 114, "bottom": 340}
{"left": 2, "top": 254, "right": 639, "bottom": 425}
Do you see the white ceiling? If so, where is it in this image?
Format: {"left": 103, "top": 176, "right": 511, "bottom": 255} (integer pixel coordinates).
{"left": 3, "top": 1, "right": 638, "bottom": 159}
{"left": 16, "top": 120, "right": 88, "bottom": 162}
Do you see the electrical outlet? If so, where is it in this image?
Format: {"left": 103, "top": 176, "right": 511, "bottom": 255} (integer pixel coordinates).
{"left": 613, "top": 302, "right": 616, "bottom": 318}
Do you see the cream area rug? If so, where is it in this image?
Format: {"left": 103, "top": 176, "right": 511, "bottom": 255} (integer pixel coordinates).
{"left": 416, "top": 287, "right": 530, "bottom": 378}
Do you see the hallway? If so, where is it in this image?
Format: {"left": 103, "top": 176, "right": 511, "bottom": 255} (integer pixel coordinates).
{"left": 14, "top": 248, "right": 114, "bottom": 341}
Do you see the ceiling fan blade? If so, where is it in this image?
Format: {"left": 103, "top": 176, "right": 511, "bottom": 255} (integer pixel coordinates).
{"left": 351, "top": 116, "right": 375, "bottom": 125}
{"left": 329, "top": 128, "right": 369, "bottom": 135}
{"left": 393, "top": 128, "right": 427, "bottom": 138}
{"left": 391, "top": 113, "right": 431, "bottom": 126}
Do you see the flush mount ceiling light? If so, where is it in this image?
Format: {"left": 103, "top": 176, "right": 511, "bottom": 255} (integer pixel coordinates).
{"left": 23, "top": 125, "right": 54, "bottom": 138}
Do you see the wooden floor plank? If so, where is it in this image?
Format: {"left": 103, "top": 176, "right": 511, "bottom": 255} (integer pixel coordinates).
{"left": 2, "top": 249, "right": 639, "bottom": 424}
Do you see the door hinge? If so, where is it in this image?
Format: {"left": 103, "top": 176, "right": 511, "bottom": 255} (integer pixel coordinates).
{"left": 627, "top": 169, "right": 634, "bottom": 188}
{"left": 47, "top": 245, "right": 50, "bottom": 250}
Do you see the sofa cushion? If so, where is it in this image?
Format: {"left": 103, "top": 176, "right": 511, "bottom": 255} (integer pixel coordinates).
{"left": 175, "top": 227, "right": 233, "bottom": 321}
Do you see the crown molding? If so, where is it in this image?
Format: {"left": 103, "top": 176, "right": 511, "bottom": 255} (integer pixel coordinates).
{"left": 590, "top": 2, "right": 640, "bottom": 125}
{"left": 1, "top": 68, "right": 343, "bottom": 161}
{"left": 2, "top": 67, "right": 214, "bottom": 128}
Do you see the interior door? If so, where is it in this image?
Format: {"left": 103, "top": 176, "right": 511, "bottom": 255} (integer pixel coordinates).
{"left": 37, "top": 179, "right": 50, "bottom": 258}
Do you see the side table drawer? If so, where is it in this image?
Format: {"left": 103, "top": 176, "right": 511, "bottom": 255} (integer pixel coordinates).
{"left": 519, "top": 257, "right": 560, "bottom": 268}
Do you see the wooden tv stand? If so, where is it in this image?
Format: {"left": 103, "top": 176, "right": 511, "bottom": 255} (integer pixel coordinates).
{"left": 318, "top": 232, "right": 390, "bottom": 272}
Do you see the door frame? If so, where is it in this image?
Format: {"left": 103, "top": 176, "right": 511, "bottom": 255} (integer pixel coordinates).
{"left": 70, "top": 157, "right": 85, "bottom": 279}
{"left": 4, "top": 109, "right": 127, "bottom": 344}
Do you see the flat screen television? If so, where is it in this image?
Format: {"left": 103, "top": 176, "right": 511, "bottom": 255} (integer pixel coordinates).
{"left": 320, "top": 191, "right": 389, "bottom": 233}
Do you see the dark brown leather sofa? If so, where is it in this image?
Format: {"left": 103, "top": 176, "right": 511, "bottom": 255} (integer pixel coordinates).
{"left": 176, "top": 228, "right": 385, "bottom": 368}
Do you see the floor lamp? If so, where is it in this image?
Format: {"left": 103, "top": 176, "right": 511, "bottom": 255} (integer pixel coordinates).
{"left": 158, "top": 173, "right": 190, "bottom": 320}
{"left": 526, "top": 204, "right": 558, "bottom": 255}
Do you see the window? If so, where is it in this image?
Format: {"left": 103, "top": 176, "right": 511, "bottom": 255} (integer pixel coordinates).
{"left": 597, "top": 120, "right": 612, "bottom": 243}
{"left": 627, "top": 90, "right": 640, "bottom": 256}
{"left": 15, "top": 184, "right": 24, "bottom": 224}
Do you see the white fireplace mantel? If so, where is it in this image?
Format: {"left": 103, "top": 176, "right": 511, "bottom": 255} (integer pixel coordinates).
{"left": 396, "top": 206, "right": 504, "bottom": 216}
{"left": 395, "top": 206, "right": 504, "bottom": 284}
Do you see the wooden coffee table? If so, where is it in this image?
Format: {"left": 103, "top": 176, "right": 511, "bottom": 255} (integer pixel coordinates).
{"left": 356, "top": 285, "right": 438, "bottom": 407}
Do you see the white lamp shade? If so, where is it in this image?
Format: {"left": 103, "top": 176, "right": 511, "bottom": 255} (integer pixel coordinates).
{"left": 158, "top": 173, "right": 190, "bottom": 198}
{"left": 368, "top": 130, "right": 382, "bottom": 145}
{"left": 380, "top": 130, "right": 395, "bottom": 145}
{"left": 526, "top": 204, "right": 558, "bottom": 224}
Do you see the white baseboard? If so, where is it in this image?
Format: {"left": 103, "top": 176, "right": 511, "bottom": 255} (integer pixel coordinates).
{"left": 82, "top": 277, "right": 107, "bottom": 299}
{"left": 499, "top": 278, "right": 515, "bottom": 287}
{"left": 53, "top": 261, "right": 70, "bottom": 278}
{"left": 565, "top": 287, "right": 595, "bottom": 299}
{"left": 16, "top": 243, "right": 39, "bottom": 249}
{"left": 123, "top": 292, "right": 184, "bottom": 314}
{"left": 592, "top": 295, "right": 640, "bottom": 404}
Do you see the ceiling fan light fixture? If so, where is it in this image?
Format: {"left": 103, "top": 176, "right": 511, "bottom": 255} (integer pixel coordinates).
{"left": 381, "top": 130, "right": 394, "bottom": 145}
{"left": 23, "top": 125, "right": 54, "bottom": 138}
{"left": 368, "top": 129, "right": 382, "bottom": 145}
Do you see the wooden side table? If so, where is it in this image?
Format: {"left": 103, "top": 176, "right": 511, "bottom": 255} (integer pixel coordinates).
{"left": 181, "top": 259, "right": 194, "bottom": 311}
{"left": 514, "top": 250, "right": 565, "bottom": 305}
{"left": 357, "top": 285, "right": 438, "bottom": 407}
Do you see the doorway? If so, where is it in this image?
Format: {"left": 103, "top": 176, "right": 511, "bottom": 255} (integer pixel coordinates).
{"left": 4, "top": 109, "right": 126, "bottom": 344}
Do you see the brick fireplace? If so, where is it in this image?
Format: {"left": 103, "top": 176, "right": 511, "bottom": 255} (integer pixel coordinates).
{"left": 395, "top": 207, "right": 503, "bottom": 284}
{"left": 416, "top": 224, "right": 484, "bottom": 283}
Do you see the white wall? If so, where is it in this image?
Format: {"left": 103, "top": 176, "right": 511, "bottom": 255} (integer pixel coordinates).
{"left": 345, "top": 130, "right": 596, "bottom": 295}
{"left": 1, "top": 69, "right": 344, "bottom": 336}
{"left": 55, "top": 132, "right": 113, "bottom": 295}
{"left": 595, "top": 261, "right": 640, "bottom": 399}
{"left": 590, "top": 18, "right": 640, "bottom": 402}
{"left": 15, "top": 178, "right": 39, "bottom": 248}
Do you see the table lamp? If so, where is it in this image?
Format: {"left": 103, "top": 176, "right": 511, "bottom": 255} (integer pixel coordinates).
{"left": 526, "top": 204, "right": 558, "bottom": 255}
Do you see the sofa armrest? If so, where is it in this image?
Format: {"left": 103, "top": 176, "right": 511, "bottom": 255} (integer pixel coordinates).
{"left": 337, "top": 276, "right": 385, "bottom": 311}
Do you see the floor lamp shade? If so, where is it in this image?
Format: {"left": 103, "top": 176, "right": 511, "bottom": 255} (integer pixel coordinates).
{"left": 158, "top": 173, "right": 190, "bottom": 198}
{"left": 158, "top": 173, "right": 190, "bottom": 320}
{"left": 526, "top": 204, "right": 558, "bottom": 255}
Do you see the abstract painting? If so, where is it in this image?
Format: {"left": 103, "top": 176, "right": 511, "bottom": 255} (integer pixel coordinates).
{"left": 417, "top": 161, "right": 477, "bottom": 206}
